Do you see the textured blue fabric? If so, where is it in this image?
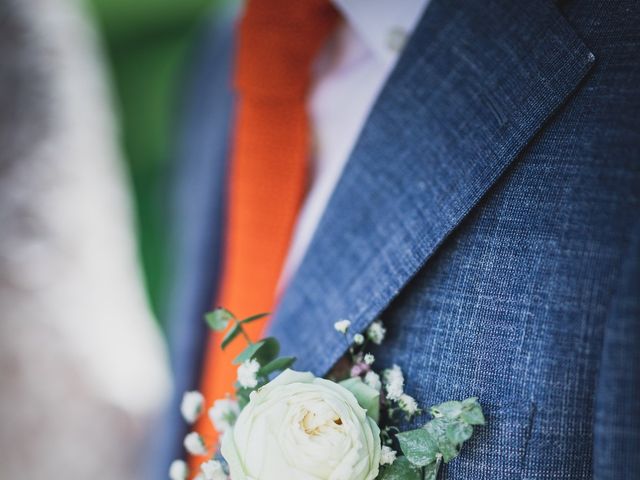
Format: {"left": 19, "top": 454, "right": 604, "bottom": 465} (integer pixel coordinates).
{"left": 146, "top": 7, "right": 236, "bottom": 479}
{"left": 160, "top": 0, "right": 640, "bottom": 477}
{"left": 593, "top": 221, "right": 640, "bottom": 478}
{"left": 268, "top": 0, "right": 639, "bottom": 478}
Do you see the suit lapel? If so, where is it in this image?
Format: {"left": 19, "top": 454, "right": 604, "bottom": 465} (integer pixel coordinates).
{"left": 270, "top": 0, "right": 595, "bottom": 374}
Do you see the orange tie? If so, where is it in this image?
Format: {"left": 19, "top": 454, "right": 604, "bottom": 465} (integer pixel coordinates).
{"left": 189, "top": 0, "right": 339, "bottom": 470}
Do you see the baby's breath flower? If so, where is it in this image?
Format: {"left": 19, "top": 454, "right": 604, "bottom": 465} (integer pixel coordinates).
{"left": 366, "top": 320, "right": 386, "bottom": 345}
{"left": 193, "top": 474, "right": 205, "bottom": 480}
{"left": 364, "top": 353, "right": 375, "bottom": 365}
{"left": 201, "top": 459, "right": 227, "bottom": 480}
{"left": 380, "top": 445, "right": 397, "bottom": 466}
{"left": 209, "top": 398, "right": 240, "bottom": 434}
{"left": 334, "top": 319, "right": 351, "bottom": 334}
{"left": 180, "top": 391, "right": 204, "bottom": 424}
{"left": 183, "top": 432, "right": 207, "bottom": 456}
{"left": 237, "top": 358, "right": 260, "bottom": 388}
{"left": 169, "top": 459, "right": 189, "bottom": 480}
{"left": 398, "top": 393, "right": 419, "bottom": 416}
{"left": 353, "top": 333, "right": 365, "bottom": 345}
{"left": 364, "top": 370, "right": 382, "bottom": 391}
{"left": 383, "top": 364, "right": 404, "bottom": 401}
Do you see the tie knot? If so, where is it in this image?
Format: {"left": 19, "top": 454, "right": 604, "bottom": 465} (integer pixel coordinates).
{"left": 235, "top": 0, "right": 339, "bottom": 99}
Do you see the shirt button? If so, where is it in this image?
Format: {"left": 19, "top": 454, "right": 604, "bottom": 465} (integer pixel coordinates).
{"left": 386, "top": 27, "right": 408, "bottom": 53}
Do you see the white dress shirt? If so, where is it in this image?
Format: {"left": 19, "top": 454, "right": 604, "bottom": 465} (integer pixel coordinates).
{"left": 280, "top": 0, "right": 431, "bottom": 287}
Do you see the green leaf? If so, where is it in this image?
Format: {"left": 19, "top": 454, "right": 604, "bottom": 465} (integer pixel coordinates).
{"left": 253, "top": 337, "right": 280, "bottom": 366}
{"left": 232, "top": 337, "right": 281, "bottom": 366}
{"left": 236, "top": 387, "right": 253, "bottom": 409}
{"left": 205, "top": 308, "right": 234, "bottom": 331}
{"left": 446, "top": 420, "right": 473, "bottom": 444}
{"left": 461, "top": 405, "right": 485, "bottom": 426}
{"left": 258, "top": 356, "right": 296, "bottom": 376}
{"left": 430, "top": 400, "right": 463, "bottom": 419}
{"left": 396, "top": 428, "right": 439, "bottom": 467}
{"left": 461, "top": 397, "right": 479, "bottom": 407}
{"left": 423, "top": 457, "right": 442, "bottom": 480}
{"left": 378, "top": 457, "right": 422, "bottom": 480}
{"left": 461, "top": 406, "right": 485, "bottom": 425}
{"left": 339, "top": 377, "right": 380, "bottom": 422}
{"left": 221, "top": 324, "right": 242, "bottom": 350}
{"left": 398, "top": 396, "right": 485, "bottom": 470}
{"left": 233, "top": 341, "right": 266, "bottom": 365}
{"left": 241, "top": 312, "right": 270, "bottom": 324}
{"left": 425, "top": 418, "right": 460, "bottom": 462}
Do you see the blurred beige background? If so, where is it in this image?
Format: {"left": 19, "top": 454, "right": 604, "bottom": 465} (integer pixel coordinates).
{"left": 0, "top": 0, "right": 172, "bottom": 477}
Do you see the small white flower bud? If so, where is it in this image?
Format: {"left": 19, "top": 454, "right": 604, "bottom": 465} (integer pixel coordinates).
{"left": 169, "top": 459, "right": 189, "bottom": 480}
{"left": 237, "top": 358, "right": 260, "bottom": 389}
{"left": 180, "top": 391, "right": 204, "bottom": 424}
{"left": 398, "top": 393, "right": 419, "bottom": 415}
{"left": 201, "top": 459, "right": 227, "bottom": 480}
{"left": 366, "top": 320, "right": 386, "bottom": 345}
{"left": 383, "top": 364, "right": 404, "bottom": 401}
{"left": 334, "top": 319, "right": 351, "bottom": 334}
{"left": 209, "top": 398, "right": 240, "bottom": 434}
{"left": 364, "top": 353, "right": 375, "bottom": 365}
{"left": 183, "top": 432, "right": 207, "bottom": 455}
{"left": 353, "top": 333, "right": 365, "bottom": 345}
{"left": 380, "top": 445, "right": 397, "bottom": 465}
{"left": 364, "top": 370, "right": 382, "bottom": 391}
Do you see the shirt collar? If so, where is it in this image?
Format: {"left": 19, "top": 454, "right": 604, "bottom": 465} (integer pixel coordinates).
{"left": 331, "top": 0, "right": 432, "bottom": 66}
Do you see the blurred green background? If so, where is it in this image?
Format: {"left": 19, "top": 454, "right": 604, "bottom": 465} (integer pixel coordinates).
{"left": 84, "top": 0, "right": 222, "bottom": 328}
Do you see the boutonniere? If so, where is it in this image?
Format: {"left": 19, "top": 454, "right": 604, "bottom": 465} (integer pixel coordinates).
{"left": 170, "top": 310, "right": 485, "bottom": 480}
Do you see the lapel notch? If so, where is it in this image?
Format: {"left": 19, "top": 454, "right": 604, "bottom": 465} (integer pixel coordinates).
{"left": 270, "top": 0, "right": 595, "bottom": 374}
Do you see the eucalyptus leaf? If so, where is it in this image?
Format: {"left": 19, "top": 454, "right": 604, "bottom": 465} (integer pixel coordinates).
{"left": 461, "top": 397, "right": 479, "bottom": 407}
{"left": 396, "top": 428, "right": 439, "bottom": 466}
{"left": 439, "top": 441, "right": 459, "bottom": 463}
{"left": 253, "top": 337, "right": 280, "bottom": 365}
{"left": 424, "top": 417, "right": 459, "bottom": 463}
{"left": 241, "top": 312, "right": 270, "bottom": 324}
{"left": 258, "top": 356, "right": 296, "bottom": 376}
{"left": 423, "top": 457, "right": 442, "bottom": 480}
{"left": 424, "top": 417, "right": 448, "bottom": 441}
{"left": 399, "top": 396, "right": 485, "bottom": 471}
{"left": 221, "top": 324, "right": 242, "bottom": 350}
{"left": 339, "top": 377, "right": 380, "bottom": 422}
{"left": 430, "top": 400, "right": 463, "bottom": 419}
{"left": 233, "top": 340, "right": 266, "bottom": 365}
{"left": 236, "top": 387, "right": 252, "bottom": 409}
{"left": 446, "top": 420, "right": 473, "bottom": 444}
{"left": 378, "top": 457, "right": 422, "bottom": 480}
{"left": 461, "top": 405, "right": 486, "bottom": 426}
{"left": 205, "top": 308, "right": 234, "bottom": 331}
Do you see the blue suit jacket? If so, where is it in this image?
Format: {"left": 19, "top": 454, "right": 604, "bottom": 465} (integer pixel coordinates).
{"left": 158, "top": 0, "right": 640, "bottom": 478}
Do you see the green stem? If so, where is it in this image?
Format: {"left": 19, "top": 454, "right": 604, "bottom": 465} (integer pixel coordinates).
{"left": 234, "top": 317, "right": 253, "bottom": 346}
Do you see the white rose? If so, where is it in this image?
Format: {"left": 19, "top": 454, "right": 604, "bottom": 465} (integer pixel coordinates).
{"left": 221, "top": 369, "right": 380, "bottom": 480}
